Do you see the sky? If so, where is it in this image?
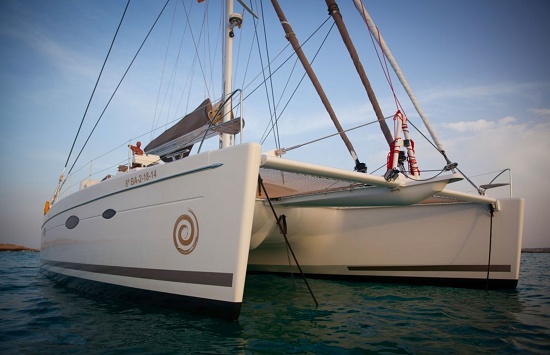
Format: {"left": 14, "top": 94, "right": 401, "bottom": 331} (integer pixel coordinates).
{"left": 1, "top": 0, "right": 549, "bottom": 249}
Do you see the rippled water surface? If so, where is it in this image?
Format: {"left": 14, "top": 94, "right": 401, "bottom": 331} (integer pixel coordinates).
{"left": 1, "top": 252, "right": 549, "bottom": 354}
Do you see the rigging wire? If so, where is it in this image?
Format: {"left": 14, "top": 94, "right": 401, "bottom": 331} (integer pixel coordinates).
{"left": 181, "top": 0, "right": 212, "bottom": 100}
{"left": 197, "top": 90, "right": 242, "bottom": 154}
{"left": 150, "top": 0, "right": 178, "bottom": 142}
{"left": 211, "top": 5, "right": 332, "bottom": 147}
{"left": 357, "top": 0, "right": 482, "bottom": 191}
{"left": 57, "top": 0, "right": 472, "bottom": 194}
{"left": 61, "top": 0, "right": 130, "bottom": 176}
{"left": 226, "top": 13, "right": 335, "bottom": 144}
{"left": 257, "top": 56, "right": 300, "bottom": 145}
{"left": 260, "top": 18, "right": 336, "bottom": 145}
{"left": 365, "top": 12, "right": 400, "bottom": 112}
{"left": 240, "top": 43, "right": 291, "bottom": 100}
{"left": 258, "top": 0, "right": 281, "bottom": 149}
{"left": 62, "top": 0, "right": 171, "bottom": 187}
{"left": 206, "top": 0, "right": 222, "bottom": 102}
{"left": 280, "top": 114, "right": 393, "bottom": 153}
{"left": 172, "top": 0, "right": 201, "bottom": 116}
{"left": 163, "top": 2, "right": 189, "bottom": 128}
{"left": 89, "top": 8, "right": 172, "bottom": 153}
{"left": 238, "top": 15, "right": 258, "bottom": 94}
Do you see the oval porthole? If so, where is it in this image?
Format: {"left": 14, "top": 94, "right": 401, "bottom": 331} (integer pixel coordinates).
{"left": 102, "top": 209, "right": 116, "bottom": 219}
{"left": 65, "top": 215, "right": 80, "bottom": 229}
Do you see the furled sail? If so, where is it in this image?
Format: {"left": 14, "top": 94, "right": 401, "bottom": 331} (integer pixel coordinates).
{"left": 144, "top": 98, "right": 244, "bottom": 161}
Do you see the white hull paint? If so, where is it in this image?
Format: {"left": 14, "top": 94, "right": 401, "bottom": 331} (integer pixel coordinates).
{"left": 41, "top": 143, "right": 263, "bottom": 319}
{"left": 248, "top": 198, "right": 524, "bottom": 289}
{"left": 41, "top": 142, "right": 524, "bottom": 320}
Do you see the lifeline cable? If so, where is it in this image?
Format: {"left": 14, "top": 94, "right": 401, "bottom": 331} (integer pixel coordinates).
{"left": 258, "top": 175, "right": 319, "bottom": 307}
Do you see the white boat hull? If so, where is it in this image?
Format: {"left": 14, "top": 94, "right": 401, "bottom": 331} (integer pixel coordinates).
{"left": 41, "top": 143, "right": 263, "bottom": 320}
{"left": 248, "top": 198, "right": 524, "bottom": 289}
{"left": 41, "top": 142, "right": 524, "bottom": 320}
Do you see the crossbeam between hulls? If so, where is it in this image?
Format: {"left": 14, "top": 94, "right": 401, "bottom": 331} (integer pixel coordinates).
{"left": 438, "top": 189, "right": 497, "bottom": 206}
{"left": 260, "top": 153, "right": 498, "bottom": 206}
{"left": 261, "top": 153, "right": 401, "bottom": 189}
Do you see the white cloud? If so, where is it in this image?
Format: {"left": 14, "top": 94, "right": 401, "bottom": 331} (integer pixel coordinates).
{"left": 420, "top": 82, "right": 547, "bottom": 102}
{"left": 438, "top": 116, "right": 550, "bottom": 247}
{"left": 442, "top": 116, "right": 539, "bottom": 166}
{"left": 499, "top": 116, "right": 517, "bottom": 125}
{"left": 442, "top": 116, "right": 517, "bottom": 133}
{"left": 444, "top": 119, "right": 493, "bottom": 132}
{"left": 529, "top": 108, "right": 550, "bottom": 117}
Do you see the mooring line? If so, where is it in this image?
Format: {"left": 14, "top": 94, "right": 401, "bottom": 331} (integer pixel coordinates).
{"left": 486, "top": 203, "right": 495, "bottom": 291}
{"left": 258, "top": 175, "right": 319, "bottom": 307}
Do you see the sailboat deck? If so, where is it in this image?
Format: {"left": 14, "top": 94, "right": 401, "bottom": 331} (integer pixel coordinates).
{"left": 257, "top": 167, "right": 464, "bottom": 205}
{"left": 258, "top": 167, "right": 366, "bottom": 199}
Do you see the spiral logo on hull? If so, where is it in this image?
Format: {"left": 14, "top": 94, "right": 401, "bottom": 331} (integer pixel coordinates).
{"left": 173, "top": 209, "right": 199, "bottom": 255}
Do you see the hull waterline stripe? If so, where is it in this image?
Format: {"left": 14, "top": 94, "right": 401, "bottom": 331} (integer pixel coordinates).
{"left": 347, "top": 264, "right": 511, "bottom": 272}
{"left": 42, "top": 162, "right": 223, "bottom": 227}
{"left": 247, "top": 270, "right": 518, "bottom": 289}
{"left": 41, "top": 269, "right": 241, "bottom": 320}
{"left": 43, "top": 260, "right": 233, "bottom": 287}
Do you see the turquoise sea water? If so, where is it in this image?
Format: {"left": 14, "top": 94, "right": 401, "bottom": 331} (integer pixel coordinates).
{"left": 1, "top": 252, "right": 549, "bottom": 354}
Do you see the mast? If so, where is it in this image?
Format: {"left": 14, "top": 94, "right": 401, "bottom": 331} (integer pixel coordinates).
{"left": 326, "top": 0, "right": 393, "bottom": 147}
{"left": 221, "top": 0, "right": 243, "bottom": 148}
{"left": 352, "top": 0, "right": 450, "bottom": 163}
{"left": 221, "top": 0, "right": 234, "bottom": 148}
{"left": 271, "top": 0, "right": 366, "bottom": 172}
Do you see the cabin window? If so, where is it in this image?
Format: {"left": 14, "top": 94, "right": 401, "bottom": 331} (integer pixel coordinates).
{"left": 102, "top": 209, "right": 117, "bottom": 219}
{"left": 65, "top": 215, "right": 80, "bottom": 229}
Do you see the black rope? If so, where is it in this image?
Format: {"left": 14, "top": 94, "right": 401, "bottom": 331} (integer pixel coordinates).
{"left": 486, "top": 203, "right": 495, "bottom": 290}
{"left": 258, "top": 175, "right": 319, "bottom": 307}
{"left": 401, "top": 167, "right": 447, "bottom": 182}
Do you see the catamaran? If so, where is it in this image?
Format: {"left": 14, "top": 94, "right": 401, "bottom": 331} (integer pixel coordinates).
{"left": 41, "top": 0, "right": 524, "bottom": 320}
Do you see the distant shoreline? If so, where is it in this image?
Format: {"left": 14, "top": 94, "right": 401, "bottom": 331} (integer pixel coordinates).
{"left": 0, "top": 244, "right": 39, "bottom": 252}
{"left": 521, "top": 248, "right": 550, "bottom": 253}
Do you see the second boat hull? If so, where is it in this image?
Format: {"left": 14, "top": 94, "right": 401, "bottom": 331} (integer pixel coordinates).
{"left": 248, "top": 198, "right": 524, "bottom": 289}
